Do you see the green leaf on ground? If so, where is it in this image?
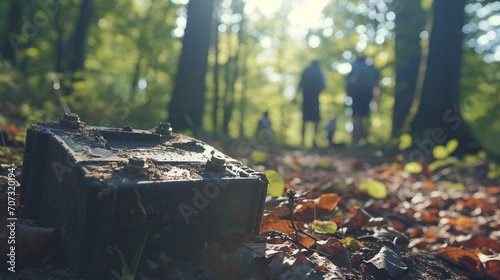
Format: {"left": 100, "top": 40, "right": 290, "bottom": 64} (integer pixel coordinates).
{"left": 433, "top": 145, "right": 449, "bottom": 160}
{"left": 428, "top": 158, "right": 454, "bottom": 171}
{"left": 359, "top": 180, "right": 387, "bottom": 199}
{"left": 265, "top": 170, "right": 285, "bottom": 197}
{"left": 252, "top": 150, "right": 267, "bottom": 164}
{"left": 446, "top": 139, "right": 459, "bottom": 153}
{"left": 311, "top": 220, "right": 337, "bottom": 234}
{"left": 440, "top": 181, "right": 466, "bottom": 191}
{"left": 404, "top": 162, "right": 423, "bottom": 174}
{"left": 318, "top": 159, "right": 331, "bottom": 170}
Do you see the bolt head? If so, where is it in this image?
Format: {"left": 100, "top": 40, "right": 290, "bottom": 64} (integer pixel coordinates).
{"left": 207, "top": 154, "right": 226, "bottom": 172}
{"left": 211, "top": 154, "right": 226, "bottom": 165}
{"left": 156, "top": 122, "right": 172, "bottom": 135}
{"left": 59, "top": 113, "right": 81, "bottom": 128}
{"left": 128, "top": 157, "right": 145, "bottom": 167}
{"left": 125, "top": 157, "right": 148, "bottom": 175}
{"left": 123, "top": 125, "right": 133, "bottom": 131}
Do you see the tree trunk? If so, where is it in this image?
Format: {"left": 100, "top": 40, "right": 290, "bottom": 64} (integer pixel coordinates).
{"left": 1, "top": 0, "right": 24, "bottom": 66}
{"left": 411, "top": 0, "right": 477, "bottom": 153}
{"left": 221, "top": 43, "right": 237, "bottom": 135}
{"left": 238, "top": 15, "right": 249, "bottom": 139}
{"left": 391, "top": 0, "right": 426, "bottom": 137}
{"left": 67, "top": 0, "right": 94, "bottom": 73}
{"left": 168, "top": 0, "right": 215, "bottom": 132}
{"left": 211, "top": 19, "right": 220, "bottom": 135}
{"left": 130, "top": 54, "right": 142, "bottom": 99}
{"left": 54, "top": 11, "right": 65, "bottom": 73}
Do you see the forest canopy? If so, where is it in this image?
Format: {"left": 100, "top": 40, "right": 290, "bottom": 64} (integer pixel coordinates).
{"left": 0, "top": 0, "right": 499, "bottom": 155}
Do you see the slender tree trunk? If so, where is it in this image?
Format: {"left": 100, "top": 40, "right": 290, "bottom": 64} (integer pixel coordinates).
{"left": 67, "top": 0, "right": 94, "bottom": 73}
{"left": 411, "top": 0, "right": 477, "bottom": 152}
{"left": 168, "top": 0, "right": 215, "bottom": 132}
{"left": 130, "top": 54, "right": 142, "bottom": 98}
{"left": 212, "top": 19, "right": 220, "bottom": 135}
{"left": 238, "top": 15, "right": 249, "bottom": 139}
{"left": 391, "top": 0, "right": 426, "bottom": 137}
{"left": 54, "top": 11, "right": 65, "bottom": 73}
{"left": 221, "top": 31, "right": 235, "bottom": 135}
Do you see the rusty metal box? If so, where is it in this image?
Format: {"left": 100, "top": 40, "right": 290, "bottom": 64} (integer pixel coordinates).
{"left": 21, "top": 114, "right": 268, "bottom": 277}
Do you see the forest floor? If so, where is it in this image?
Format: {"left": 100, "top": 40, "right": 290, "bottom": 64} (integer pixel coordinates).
{"left": 0, "top": 133, "right": 499, "bottom": 279}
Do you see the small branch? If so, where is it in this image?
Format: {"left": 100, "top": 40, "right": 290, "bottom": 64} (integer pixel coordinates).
{"left": 269, "top": 230, "right": 329, "bottom": 258}
{"left": 287, "top": 189, "right": 299, "bottom": 240}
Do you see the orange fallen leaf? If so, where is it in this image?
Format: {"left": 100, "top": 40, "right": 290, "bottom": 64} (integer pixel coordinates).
{"left": 455, "top": 235, "right": 500, "bottom": 252}
{"left": 437, "top": 246, "right": 482, "bottom": 273}
{"left": 260, "top": 213, "right": 296, "bottom": 235}
{"left": 422, "top": 180, "right": 435, "bottom": 190}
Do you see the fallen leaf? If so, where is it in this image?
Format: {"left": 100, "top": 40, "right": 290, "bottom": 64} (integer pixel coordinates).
{"left": 349, "top": 158, "right": 364, "bottom": 169}
{"left": 433, "top": 145, "right": 449, "bottom": 160}
{"left": 316, "top": 238, "right": 353, "bottom": 270}
{"left": 454, "top": 235, "right": 500, "bottom": 251}
{"left": 310, "top": 220, "right": 337, "bottom": 234}
{"left": 265, "top": 170, "right": 285, "bottom": 197}
{"left": 294, "top": 193, "right": 342, "bottom": 222}
{"left": 364, "top": 241, "right": 407, "bottom": 278}
{"left": 422, "top": 180, "right": 435, "bottom": 190}
{"left": 260, "top": 213, "right": 295, "bottom": 235}
{"left": 341, "top": 237, "right": 365, "bottom": 249}
{"left": 316, "top": 193, "right": 342, "bottom": 211}
{"left": 437, "top": 246, "right": 482, "bottom": 273}
{"left": 358, "top": 180, "right": 387, "bottom": 199}
{"left": 346, "top": 207, "right": 372, "bottom": 233}
{"left": 479, "top": 253, "right": 500, "bottom": 279}
{"left": 252, "top": 150, "right": 267, "bottom": 164}
{"left": 404, "top": 162, "right": 423, "bottom": 174}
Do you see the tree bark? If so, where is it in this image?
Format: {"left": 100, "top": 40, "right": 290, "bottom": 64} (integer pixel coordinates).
{"left": 411, "top": 0, "right": 477, "bottom": 152}
{"left": 391, "top": 0, "right": 426, "bottom": 137}
{"left": 1, "top": 0, "right": 24, "bottom": 66}
{"left": 67, "top": 0, "right": 94, "bottom": 73}
{"left": 211, "top": 19, "right": 220, "bottom": 135}
{"left": 168, "top": 0, "right": 215, "bottom": 132}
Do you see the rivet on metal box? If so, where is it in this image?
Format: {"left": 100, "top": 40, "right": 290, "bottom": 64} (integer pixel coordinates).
{"left": 21, "top": 113, "right": 268, "bottom": 277}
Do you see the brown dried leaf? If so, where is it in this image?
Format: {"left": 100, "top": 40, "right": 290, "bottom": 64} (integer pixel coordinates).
{"left": 440, "top": 216, "right": 475, "bottom": 229}
{"left": 316, "top": 238, "right": 353, "bottom": 270}
{"left": 479, "top": 253, "right": 500, "bottom": 279}
{"left": 260, "top": 213, "right": 295, "bottom": 235}
{"left": 294, "top": 193, "right": 342, "bottom": 222}
{"left": 317, "top": 193, "right": 342, "bottom": 211}
{"left": 454, "top": 235, "right": 500, "bottom": 252}
{"left": 346, "top": 207, "right": 372, "bottom": 233}
{"left": 437, "top": 246, "right": 482, "bottom": 273}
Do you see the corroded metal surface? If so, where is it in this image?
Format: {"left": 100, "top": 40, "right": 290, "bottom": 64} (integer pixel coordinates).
{"left": 21, "top": 120, "right": 268, "bottom": 278}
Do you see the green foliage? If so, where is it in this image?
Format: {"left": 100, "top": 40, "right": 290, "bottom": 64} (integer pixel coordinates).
{"left": 251, "top": 150, "right": 267, "bottom": 164}
{"left": 404, "top": 162, "right": 423, "bottom": 174}
{"left": 265, "top": 169, "right": 285, "bottom": 197}
{"left": 428, "top": 139, "right": 460, "bottom": 171}
{"left": 311, "top": 220, "right": 337, "bottom": 234}
{"left": 440, "top": 181, "right": 466, "bottom": 192}
{"left": 358, "top": 180, "right": 387, "bottom": 199}
{"left": 0, "top": 0, "right": 498, "bottom": 152}
{"left": 399, "top": 133, "right": 413, "bottom": 150}
{"left": 487, "top": 163, "right": 500, "bottom": 180}
{"left": 0, "top": 147, "right": 22, "bottom": 163}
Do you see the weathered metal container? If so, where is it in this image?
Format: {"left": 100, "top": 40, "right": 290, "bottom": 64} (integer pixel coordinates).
{"left": 21, "top": 114, "right": 268, "bottom": 277}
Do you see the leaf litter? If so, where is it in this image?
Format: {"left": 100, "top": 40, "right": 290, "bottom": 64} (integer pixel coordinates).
{"left": 1, "top": 144, "right": 499, "bottom": 279}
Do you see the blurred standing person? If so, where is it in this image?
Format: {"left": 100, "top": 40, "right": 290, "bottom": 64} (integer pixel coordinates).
{"left": 297, "top": 60, "right": 326, "bottom": 147}
{"left": 256, "top": 111, "right": 273, "bottom": 143}
{"left": 346, "top": 56, "right": 380, "bottom": 143}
